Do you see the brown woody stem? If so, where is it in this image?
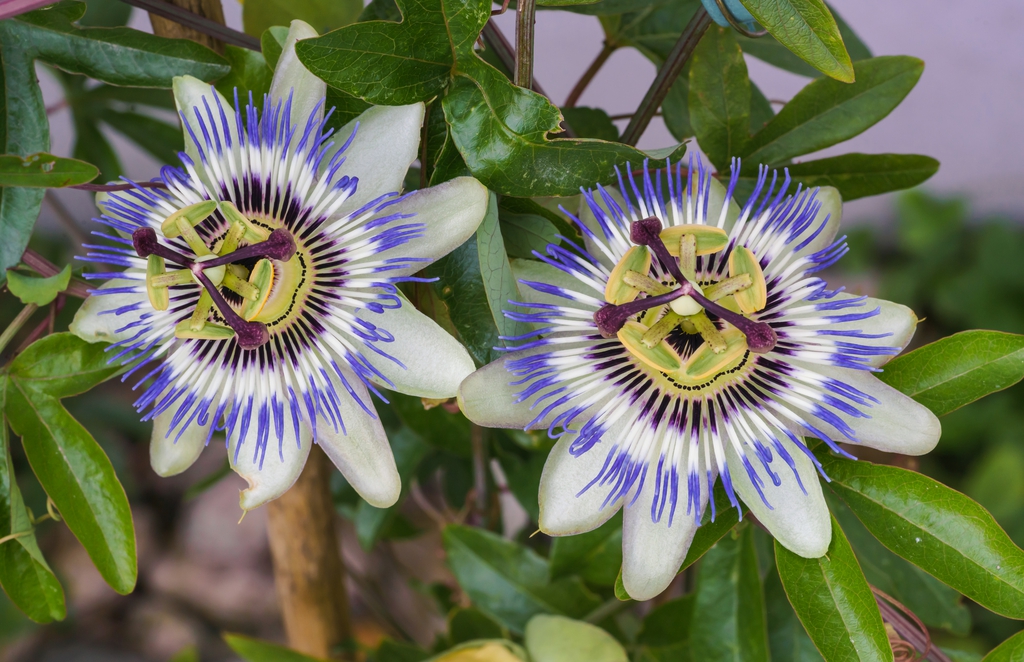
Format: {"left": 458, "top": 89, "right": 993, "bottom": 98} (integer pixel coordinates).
{"left": 565, "top": 42, "right": 616, "bottom": 108}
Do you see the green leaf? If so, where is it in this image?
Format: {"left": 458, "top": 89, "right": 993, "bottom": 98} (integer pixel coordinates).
{"left": 524, "top": 614, "right": 628, "bottom": 662}
{"left": 635, "top": 595, "right": 693, "bottom": 660}
{"left": 498, "top": 208, "right": 560, "bottom": 260}
{"left": 443, "top": 524, "right": 601, "bottom": 633}
{"left": 297, "top": 0, "right": 489, "bottom": 105}
{"left": 242, "top": 0, "right": 362, "bottom": 37}
{"left": 98, "top": 110, "right": 184, "bottom": 166}
{"left": 0, "top": 153, "right": 97, "bottom": 188}
{"left": 736, "top": 4, "right": 871, "bottom": 79}
{"left": 223, "top": 633, "right": 329, "bottom": 662}
{"left": 743, "top": 56, "right": 923, "bottom": 165}
{"left": 444, "top": 58, "right": 685, "bottom": 197}
{"left": 689, "top": 524, "right": 769, "bottom": 662}
{"left": 560, "top": 107, "right": 620, "bottom": 142}
{"left": 549, "top": 513, "right": 622, "bottom": 586}
{"left": 449, "top": 607, "right": 506, "bottom": 644}
{"left": 0, "top": 383, "right": 66, "bottom": 624}
{"left": 765, "top": 569, "right": 822, "bottom": 662}
{"left": 72, "top": 109, "right": 122, "bottom": 182}
{"left": 688, "top": 26, "right": 750, "bottom": 170}
{"left": 742, "top": 153, "right": 938, "bottom": 201}
{"left": 376, "top": 640, "right": 430, "bottom": 662}
{"left": 602, "top": 0, "right": 702, "bottom": 62}
{"left": 982, "top": 631, "right": 1024, "bottom": 662}
{"left": 749, "top": 82, "right": 775, "bottom": 134}
{"left": 662, "top": 74, "right": 693, "bottom": 142}
{"left": 214, "top": 45, "right": 273, "bottom": 101}
{"left": 260, "top": 25, "right": 289, "bottom": 69}
{"left": 11, "top": 2, "right": 229, "bottom": 87}
{"left": 6, "top": 265, "right": 71, "bottom": 306}
{"left": 4, "top": 334, "right": 133, "bottom": 595}
{"left": 877, "top": 331, "right": 1024, "bottom": 418}
{"left": 775, "top": 515, "right": 893, "bottom": 662}
{"left": 391, "top": 393, "right": 472, "bottom": 457}
{"left": 477, "top": 193, "right": 529, "bottom": 344}
{"left": 557, "top": 0, "right": 662, "bottom": 15}
{"left": 827, "top": 493, "right": 970, "bottom": 634}
{"left": 736, "top": 0, "right": 853, "bottom": 82}
{"left": 820, "top": 452, "right": 1024, "bottom": 619}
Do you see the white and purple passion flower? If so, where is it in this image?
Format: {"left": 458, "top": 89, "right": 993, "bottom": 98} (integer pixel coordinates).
{"left": 458, "top": 158, "right": 940, "bottom": 600}
{"left": 70, "top": 20, "right": 487, "bottom": 511}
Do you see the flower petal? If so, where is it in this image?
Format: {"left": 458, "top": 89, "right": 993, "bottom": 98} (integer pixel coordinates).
{"left": 790, "top": 186, "right": 841, "bottom": 260}
{"left": 172, "top": 75, "right": 237, "bottom": 177}
{"left": 786, "top": 293, "right": 918, "bottom": 368}
{"left": 511, "top": 258, "right": 598, "bottom": 310}
{"left": 538, "top": 418, "right": 636, "bottom": 536}
{"left": 356, "top": 300, "right": 475, "bottom": 399}
{"left": 796, "top": 362, "right": 941, "bottom": 456}
{"left": 230, "top": 407, "right": 312, "bottom": 511}
{"left": 70, "top": 279, "right": 149, "bottom": 345}
{"left": 620, "top": 460, "right": 707, "bottom": 601}
{"left": 326, "top": 103, "right": 424, "bottom": 212}
{"left": 150, "top": 408, "right": 210, "bottom": 477}
{"left": 364, "top": 176, "right": 489, "bottom": 278}
{"left": 726, "top": 436, "right": 831, "bottom": 558}
{"left": 269, "top": 20, "right": 325, "bottom": 131}
{"left": 316, "top": 368, "right": 400, "bottom": 508}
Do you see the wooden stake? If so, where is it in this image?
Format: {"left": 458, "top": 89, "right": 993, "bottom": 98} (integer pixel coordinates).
{"left": 266, "top": 447, "right": 353, "bottom": 659}
{"left": 147, "top": 0, "right": 226, "bottom": 53}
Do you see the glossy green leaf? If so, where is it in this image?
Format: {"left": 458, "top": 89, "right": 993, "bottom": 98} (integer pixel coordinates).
{"left": 558, "top": 0, "right": 661, "bottom": 15}
{"left": 296, "top": 0, "right": 489, "bottom": 105}
{"left": 0, "top": 153, "right": 97, "bottom": 188}
{"left": 4, "top": 334, "right": 133, "bottom": 595}
{"left": 827, "top": 493, "right": 969, "bottom": 634}
{"left": 525, "top": 614, "right": 628, "bottom": 662}
{"left": 689, "top": 524, "right": 769, "bottom": 662}
{"left": 743, "top": 153, "right": 938, "bottom": 201}
{"left": 688, "top": 26, "right": 750, "bottom": 170}
{"left": 877, "top": 331, "right": 1024, "bottom": 418}
{"left": 242, "top": 0, "right": 362, "bottom": 37}
{"left": 478, "top": 193, "right": 530, "bottom": 343}
{"left": 749, "top": 82, "right": 775, "bottom": 134}
{"left": 765, "top": 569, "right": 822, "bottom": 662}
{"left": 560, "top": 107, "right": 619, "bottom": 142}
{"left": 635, "top": 595, "right": 693, "bottom": 660}
{"left": 10, "top": 2, "right": 229, "bottom": 87}
{"left": 736, "top": 0, "right": 853, "bottom": 82}
{"left": 820, "top": 452, "right": 1024, "bottom": 619}
{"left": 223, "top": 633, "right": 329, "bottom": 662}
{"left": 324, "top": 86, "right": 372, "bottom": 130}
{"left": 391, "top": 393, "right": 471, "bottom": 457}
{"left": 498, "top": 209, "right": 560, "bottom": 260}
{"left": 444, "top": 58, "right": 685, "bottom": 197}
{"left": 743, "top": 56, "right": 923, "bottom": 165}
{"left": 443, "top": 524, "right": 601, "bottom": 633}
{"left": 215, "top": 45, "right": 273, "bottom": 100}
{"left": 6, "top": 265, "right": 71, "bottom": 306}
{"left": 0, "top": 383, "right": 66, "bottom": 624}
{"left": 602, "top": 0, "right": 702, "bottom": 61}
{"left": 981, "top": 630, "right": 1024, "bottom": 662}
{"left": 260, "top": 25, "right": 288, "bottom": 70}
{"left": 775, "top": 515, "right": 892, "bottom": 662}
{"left": 549, "top": 513, "right": 622, "bottom": 586}
{"left": 737, "top": 4, "right": 871, "bottom": 78}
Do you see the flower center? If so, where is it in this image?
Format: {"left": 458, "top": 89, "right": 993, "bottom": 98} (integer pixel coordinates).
{"left": 133, "top": 200, "right": 297, "bottom": 350}
{"left": 594, "top": 217, "right": 776, "bottom": 379}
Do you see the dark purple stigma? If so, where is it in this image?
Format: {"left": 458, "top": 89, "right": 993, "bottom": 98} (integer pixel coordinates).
{"left": 594, "top": 286, "right": 693, "bottom": 337}
{"left": 132, "top": 227, "right": 192, "bottom": 266}
{"left": 191, "top": 267, "right": 270, "bottom": 350}
{"left": 200, "top": 228, "right": 297, "bottom": 268}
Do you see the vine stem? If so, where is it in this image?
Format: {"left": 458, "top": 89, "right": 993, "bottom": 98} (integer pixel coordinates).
{"left": 21, "top": 249, "right": 91, "bottom": 299}
{"left": 620, "top": 7, "right": 712, "bottom": 146}
{"left": 0, "top": 305, "right": 39, "bottom": 357}
{"left": 514, "top": 0, "right": 537, "bottom": 89}
{"left": 123, "top": 0, "right": 260, "bottom": 52}
{"left": 564, "top": 42, "right": 616, "bottom": 108}
{"left": 266, "top": 448, "right": 354, "bottom": 659}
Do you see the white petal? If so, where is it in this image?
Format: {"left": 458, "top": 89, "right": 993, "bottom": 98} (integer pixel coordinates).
{"left": 796, "top": 362, "right": 941, "bottom": 456}
{"left": 791, "top": 186, "right": 841, "bottom": 260}
{"left": 150, "top": 407, "right": 209, "bottom": 477}
{"left": 459, "top": 347, "right": 561, "bottom": 430}
{"left": 172, "top": 75, "right": 236, "bottom": 174}
{"left": 538, "top": 419, "right": 634, "bottom": 536}
{"left": 316, "top": 368, "right": 400, "bottom": 508}
{"left": 364, "top": 177, "right": 488, "bottom": 278}
{"left": 726, "top": 436, "right": 830, "bottom": 558}
{"left": 229, "top": 407, "right": 312, "bottom": 511}
{"left": 788, "top": 293, "right": 918, "bottom": 368}
{"left": 511, "top": 258, "right": 598, "bottom": 311}
{"left": 70, "top": 280, "right": 149, "bottom": 345}
{"left": 356, "top": 300, "right": 475, "bottom": 399}
{"left": 325, "top": 103, "right": 424, "bottom": 212}
{"left": 621, "top": 461, "right": 706, "bottom": 601}
{"left": 269, "top": 20, "right": 325, "bottom": 131}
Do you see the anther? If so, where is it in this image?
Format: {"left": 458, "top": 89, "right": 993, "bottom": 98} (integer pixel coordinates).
{"left": 132, "top": 227, "right": 193, "bottom": 265}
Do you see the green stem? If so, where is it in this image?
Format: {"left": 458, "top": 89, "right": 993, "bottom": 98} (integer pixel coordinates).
{"left": 620, "top": 7, "right": 712, "bottom": 146}
{"left": 514, "top": 0, "right": 538, "bottom": 89}
{"left": 583, "top": 597, "right": 632, "bottom": 624}
{"left": 0, "top": 304, "right": 39, "bottom": 357}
